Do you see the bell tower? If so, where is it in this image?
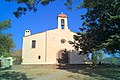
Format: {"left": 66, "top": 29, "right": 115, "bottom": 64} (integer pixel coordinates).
{"left": 57, "top": 12, "right": 68, "bottom": 30}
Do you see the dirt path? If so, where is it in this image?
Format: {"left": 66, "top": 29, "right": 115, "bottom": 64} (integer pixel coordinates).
{"left": 34, "top": 69, "right": 70, "bottom": 80}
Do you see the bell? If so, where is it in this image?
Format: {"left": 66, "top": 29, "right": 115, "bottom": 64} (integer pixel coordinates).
{"left": 61, "top": 22, "right": 64, "bottom": 26}
{"left": 61, "top": 19, "right": 64, "bottom": 26}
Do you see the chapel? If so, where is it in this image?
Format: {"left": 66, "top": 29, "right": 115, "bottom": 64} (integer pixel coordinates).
{"left": 22, "top": 13, "right": 87, "bottom": 64}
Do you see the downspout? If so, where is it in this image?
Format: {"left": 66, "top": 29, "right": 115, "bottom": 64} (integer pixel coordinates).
{"left": 45, "top": 31, "right": 47, "bottom": 62}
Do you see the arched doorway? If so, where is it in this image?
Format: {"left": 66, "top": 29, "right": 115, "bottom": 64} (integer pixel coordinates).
{"left": 57, "top": 49, "right": 69, "bottom": 64}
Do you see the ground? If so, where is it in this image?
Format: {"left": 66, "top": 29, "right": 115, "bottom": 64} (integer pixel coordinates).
{"left": 0, "top": 65, "right": 120, "bottom": 80}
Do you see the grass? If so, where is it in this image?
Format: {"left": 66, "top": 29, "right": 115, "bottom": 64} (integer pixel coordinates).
{"left": 14, "top": 68, "right": 55, "bottom": 78}
{"left": 0, "top": 65, "right": 56, "bottom": 80}
{"left": 65, "top": 65, "right": 120, "bottom": 80}
{"left": 0, "top": 65, "right": 120, "bottom": 80}
{"left": 11, "top": 65, "right": 56, "bottom": 78}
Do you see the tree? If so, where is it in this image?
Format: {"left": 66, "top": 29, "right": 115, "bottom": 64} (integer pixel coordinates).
{"left": 110, "top": 57, "right": 116, "bottom": 64}
{"left": 5, "top": 0, "right": 74, "bottom": 18}
{"left": 0, "top": 20, "right": 14, "bottom": 57}
{"left": 3, "top": 0, "right": 120, "bottom": 63}
{"left": 97, "top": 50, "right": 104, "bottom": 62}
{"left": 69, "top": 0, "right": 120, "bottom": 64}
{"left": 81, "top": 0, "right": 120, "bottom": 53}
{"left": 112, "top": 51, "right": 120, "bottom": 59}
{"left": 69, "top": 28, "right": 101, "bottom": 64}
{"left": 0, "top": 0, "right": 73, "bottom": 56}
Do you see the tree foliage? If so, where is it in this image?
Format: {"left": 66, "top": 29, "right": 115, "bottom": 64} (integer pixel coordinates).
{"left": 69, "top": 0, "right": 120, "bottom": 64}
{"left": 0, "top": 20, "right": 11, "bottom": 31}
{"left": 3, "top": 0, "right": 120, "bottom": 63}
{"left": 5, "top": 0, "right": 55, "bottom": 18}
{"left": 6, "top": 0, "right": 74, "bottom": 18}
{"left": 5, "top": 0, "right": 74, "bottom": 18}
{"left": 70, "top": 0, "right": 120, "bottom": 53}
{"left": 82, "top": 0, "right": 120, "bottom": 53}
{"left": 0, "top": 20, "right": 14, "bottom": 57}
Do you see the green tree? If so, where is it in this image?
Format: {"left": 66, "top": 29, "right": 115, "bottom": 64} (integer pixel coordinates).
{"left": 0, "top": 20, "right": 14, "bottom": 57}
{"left": 81, "top": 0, "right": 120, "bottom": 53}
{"left": 97, "top": 50, "right": 104, "bottom": 63}
{"left": 5, "top": 0, "right": 74, "bottom": 18}
{"left": 0, "top": 0, "right": 73, "bottom": 57}
{"left": 69, "top": 29, "right": 100, "bottom": 64}
{"left": 69, "top": 0, "right": 120, "bottom": 64}
{"left": 110, "top": 57, "right": 116, "bottom": 64}
{"left": 3, "top": 0, "right": 120, "bottom": 63}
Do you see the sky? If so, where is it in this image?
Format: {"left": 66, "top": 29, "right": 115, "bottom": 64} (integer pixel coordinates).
{"left": 0, "top": 0, "right": 112, "bottom": 58}
{"left": 0, "top": 0, "right": 86, "bottom": 50}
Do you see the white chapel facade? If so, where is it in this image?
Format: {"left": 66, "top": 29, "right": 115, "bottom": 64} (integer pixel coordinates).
{"left": 22, "top": 13, "right": 87, "bottom": 64}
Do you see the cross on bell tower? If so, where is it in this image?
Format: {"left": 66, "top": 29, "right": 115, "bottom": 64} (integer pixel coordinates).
{"left": 57, "top": 12, "right": 68, "bottom": 30}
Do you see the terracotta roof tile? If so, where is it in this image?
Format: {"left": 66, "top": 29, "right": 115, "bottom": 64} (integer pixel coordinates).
{"left": 58, "top": 13, "right": 68, "bottom": 18}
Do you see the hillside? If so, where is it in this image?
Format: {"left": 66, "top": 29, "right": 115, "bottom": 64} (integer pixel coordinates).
{"left": 103, "top": 57, "right": 120, "bottom": 65}
{"left": 11, "top": 49, "right": 22, "bottom": 57}
{"left": 11, "top": 49, "right": 22, "bottom": 64}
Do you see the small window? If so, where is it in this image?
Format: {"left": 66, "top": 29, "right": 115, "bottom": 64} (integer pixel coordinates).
{"left": 38, "top": 56, "right": 41, "bottom": 59}
{"left": 32, "top": 40, "right": 36, "bottom": 48}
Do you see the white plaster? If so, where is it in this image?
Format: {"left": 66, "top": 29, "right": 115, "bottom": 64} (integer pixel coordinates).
{"left": 22, "top": 13, "right": 87, "bottom": 65}
{"left": 58, "top": 17, "right": 68, "bottom": 30}
{"left": 25, "top": 30, "right": 31, "bottom": 36}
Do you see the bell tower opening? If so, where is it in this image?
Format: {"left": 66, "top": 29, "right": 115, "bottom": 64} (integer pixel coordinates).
{"left": 57, "top": 12, "right": 68, "bottom": 30}
{"left": 61, "top": 19, "right": 65, "bottom": 29}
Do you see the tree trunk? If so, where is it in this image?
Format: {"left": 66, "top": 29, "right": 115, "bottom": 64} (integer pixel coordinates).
{"left": 92, "top": 50, "right": 96, "bottom": 65}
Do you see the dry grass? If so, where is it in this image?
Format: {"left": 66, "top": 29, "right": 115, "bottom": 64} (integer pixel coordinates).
{"left": 12, "top": 65, "right": 56, "bottom": 78}
{"left": 0, "top": 65, "right": 120, "bottom": 80}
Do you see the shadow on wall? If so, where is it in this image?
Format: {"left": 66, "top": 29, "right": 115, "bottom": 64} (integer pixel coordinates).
{"left": 56, "top": 49, "right": 120, "bottom": 80}
{"left": 0, "top": 71, "right": 33, "bottom": 80}
{"left": 56, "top": 49, "right": 89, "bottom": 65}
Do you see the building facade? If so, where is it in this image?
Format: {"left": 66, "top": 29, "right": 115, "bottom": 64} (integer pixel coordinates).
{"left": 22, "top": 13, "right": 87, "bottom": 65}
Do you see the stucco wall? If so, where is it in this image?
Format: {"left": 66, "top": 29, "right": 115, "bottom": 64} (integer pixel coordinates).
{"left": 46, "top": 29, "right": 75, "bottom": 64}
{"left": 22, "top": 32, "right": 46, "bottom": 64}
{"left": 22, "top": 29, "right": 86, "bottom": 64}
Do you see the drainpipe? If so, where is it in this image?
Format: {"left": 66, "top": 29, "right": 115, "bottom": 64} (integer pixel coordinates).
{"left": 45, "top": 31, "right": 47, "bottom": 62}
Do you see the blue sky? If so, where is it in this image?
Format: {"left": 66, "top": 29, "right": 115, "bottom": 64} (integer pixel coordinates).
{"left": 0, "top": 0, "right": 112, "bottom": 58}
{"left": 0, "top": 0, "right": 86, "bottom": 50}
